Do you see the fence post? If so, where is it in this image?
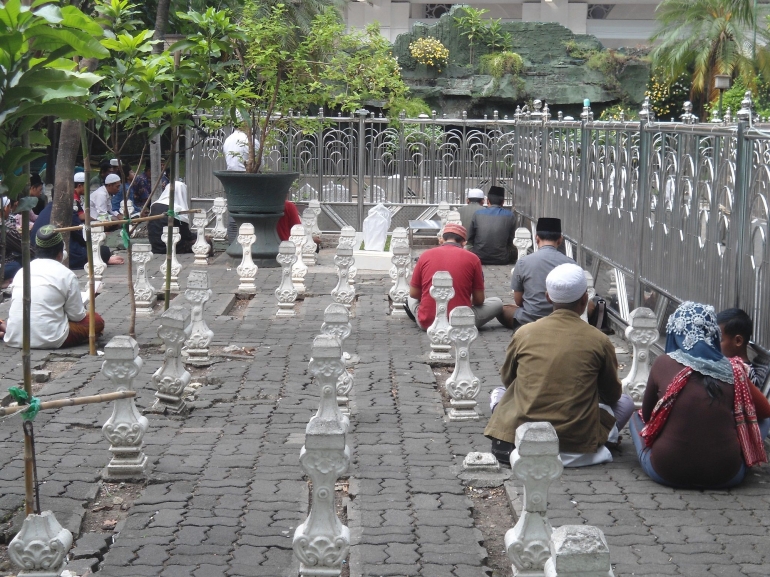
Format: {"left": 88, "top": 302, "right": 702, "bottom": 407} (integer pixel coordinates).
{"left": 398, "top": 111, "right": 406, "bottom": 203}
{"left": 356, "top": 109, "right": 368, "bottom": 227}
{"left": 460, "top": 111, "right": 468, "bottom": 195}
{"left": 633, "top": 99, "right": 653, "bottom": 310}
{"left": 491, "top": 110, "right": 499, "bottom": 189}
{"left": 317, "top": 108, "right": 324, "bottom": 202}
{"left": 576, "top": 111, "right": 590, "bottom": 266}
{"left": 734, "top": 92, "right": 753, "bottom": 308}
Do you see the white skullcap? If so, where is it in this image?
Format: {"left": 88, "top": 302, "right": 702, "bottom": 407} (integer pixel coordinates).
{"left": 1, "top": 197, "right": 9, "bottom": 208}
{"left": 74, "top": 172, "right": 85, "bottom": 183}
{"left": 104, "top": 173, "right": 121, "bottom": 184}
{"left": 110, "top": 158, "right": 119, "bottom": 166}
{"left": 546, "top": 263, "right": 587, "bottom": 304}
{"left": 467, "top": 188, "right": 485, "bottom": 199}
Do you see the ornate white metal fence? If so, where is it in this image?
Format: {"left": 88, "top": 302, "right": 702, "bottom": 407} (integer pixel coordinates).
{"left": 185, "top": 96, "right": 770, "bottom": 348}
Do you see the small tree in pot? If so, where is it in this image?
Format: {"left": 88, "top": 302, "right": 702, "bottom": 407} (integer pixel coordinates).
{"left": 210, "top": 3, "right": 408, "bottom": 262}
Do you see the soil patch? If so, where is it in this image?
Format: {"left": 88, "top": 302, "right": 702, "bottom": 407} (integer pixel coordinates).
{"left": 81, "top": 481, "right": 144, "bottom": 534}
{"left": 43, "top": 360, "right": 77, "bottom": 381}
{"left": 432, "top": 366, "right": 453, "bottom": 411}
{"left": 226, "top": 293, "right": 255, "bottom": 319}
{"left": 467, "top": 485, "right": 514, "bottom": 577}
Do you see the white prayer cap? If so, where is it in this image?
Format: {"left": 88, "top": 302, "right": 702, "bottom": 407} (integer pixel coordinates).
{"left": 1, "top": 197, "right": 9, "bottom": 208}
{"left": 104, "top": 173, "right": 121, "bottom": 184}
{"left": 546, "top": 263, "right": 587, "bottom": 304}
{"left": 74, "top": 172, "right": 85, "bottom": 183}
{"left": 467, "top": 188, "right": 485, "bottom": 199}
{"left": 110, "top": 158, "right": 119, "bottom": 167}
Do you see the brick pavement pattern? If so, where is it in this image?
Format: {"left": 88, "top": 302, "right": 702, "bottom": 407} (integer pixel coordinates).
{"left": 0, "top": 245, "right": 768, "bottom": 577}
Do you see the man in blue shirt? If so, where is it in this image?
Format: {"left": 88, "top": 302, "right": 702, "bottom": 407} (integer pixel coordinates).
{"left": 467, "top": 185, "right": 516, "bottom": 265}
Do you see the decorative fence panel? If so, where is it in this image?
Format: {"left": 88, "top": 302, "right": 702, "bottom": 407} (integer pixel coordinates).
{"left": 185, "top": 99, "right": 770, "bottom": 349}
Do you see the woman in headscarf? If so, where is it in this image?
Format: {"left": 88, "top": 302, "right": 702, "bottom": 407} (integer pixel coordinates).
{"left": 630, "top": 301, "right": 770, "bottom": 489}
{"left": 148, "top": 181, "right": 197, "bottom": 255}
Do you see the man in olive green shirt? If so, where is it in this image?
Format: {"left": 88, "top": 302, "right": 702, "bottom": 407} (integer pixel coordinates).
{"left": 485, "top": 263, "right": 634, "bottom": 467}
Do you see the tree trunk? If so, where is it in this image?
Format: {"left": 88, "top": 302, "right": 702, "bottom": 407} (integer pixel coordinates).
{"left": 52, "top": 57, "right": 99, "bottom": 262}
{"left": 151, "top": 0, "right": 171, "bottom": 201}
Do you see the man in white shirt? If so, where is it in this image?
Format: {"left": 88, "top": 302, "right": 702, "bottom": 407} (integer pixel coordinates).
{"left": 223, "top": 129, "right": 259, "bottom": 172}
{"left": 3, "top": 225, "right": 105, "bottom": 349}
{"left": 90, "top": 173, "right": 122, "bottom": 221}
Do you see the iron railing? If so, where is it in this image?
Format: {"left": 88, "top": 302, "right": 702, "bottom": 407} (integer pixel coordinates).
{"left": 185, "top": 97, "right": 770, "bottom": 350}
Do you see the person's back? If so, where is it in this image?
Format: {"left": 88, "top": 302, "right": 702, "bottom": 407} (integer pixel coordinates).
{"left": 467, "top": 188, "right": 516, "bottom": 265}
{"left": 486, "top": 309, "right": 621, "bottom": 453}
{"left": 458, "top": 189, "right": 485, "bottom": 232}
{"left": 512, "top": 245, "right": 573, "bottom": 322}
{"left": 411, "top": 242, "right": 483, "bottom": 329}
{"left": 644, "top": 355, "right": 742, "bottom": 487}
{"left": 4, "top": 258, "right": 84, "bottom": 349}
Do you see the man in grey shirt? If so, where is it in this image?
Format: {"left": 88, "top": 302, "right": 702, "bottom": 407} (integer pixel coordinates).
{"left": 500, "top": 217, "right": 574, "bottom": 329}
{"left": 458, "top": 188, "right": 485, "bottom": 232}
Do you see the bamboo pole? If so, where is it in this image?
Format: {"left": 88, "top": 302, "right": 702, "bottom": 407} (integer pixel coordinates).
{"left": 50, "top": 209, "right": 200, "bottom": 233}
{"left": 0, "top": 390, "right": 136, "bottom": 417}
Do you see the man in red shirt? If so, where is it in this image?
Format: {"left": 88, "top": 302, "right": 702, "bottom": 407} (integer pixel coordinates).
{"left": 276, "top": 200, "right": 301, "bottom": 241}
{"left": 407, "top": 223, "right": 504, "bottom": 329}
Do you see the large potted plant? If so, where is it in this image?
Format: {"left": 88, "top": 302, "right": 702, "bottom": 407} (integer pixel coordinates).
{"left": 211, "top": 2, "right": 409, "bottom": 263}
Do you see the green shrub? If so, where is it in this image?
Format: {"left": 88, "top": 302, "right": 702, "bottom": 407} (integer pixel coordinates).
{"left": 564, "top": 39, "right": 597, "bottom": 60}
{"left": 479, "top": 51, "right": 524, "bottom": 79}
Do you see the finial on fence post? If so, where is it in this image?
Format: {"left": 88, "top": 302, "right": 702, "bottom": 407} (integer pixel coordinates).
{"left": 494, "top": 110, "right": 499, "bottom": 121}
{"left": 724, "top": 107, "right": 733, "bottom": 123}
{"left": 710, "top": 106, "right": 722, "bottom": 123}
{"left": 681, "top": 101, "right": 697, "bottom": 124}
{"left": 514, "top": 106, "right": 522, "bottom": 121}
{"left": 638, "top": 96, "right": 654, "bottom": 122}
{"left": 580, "top": 98, "right": 591, "bottom": 121}
{"left": 399, "top": 110, "right": 406, "bottom": 121}
{"left": 543, "top": 103, "right": 550, "bottom": 123}
{"left": 619, "top": 110, "right": 625, "bottom": 122}
{"left": 557, "top": 111, "right": 563, "bottom": 121}
{"left": 737, "top": 90, "right": 753, "bottom": 123}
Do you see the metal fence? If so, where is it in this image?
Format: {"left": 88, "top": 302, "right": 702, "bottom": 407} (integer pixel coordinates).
{"left": 185, "top": 99, "right": 770, "bottom": 349}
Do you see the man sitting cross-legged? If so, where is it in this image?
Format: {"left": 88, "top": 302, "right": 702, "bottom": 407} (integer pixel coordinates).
{"left": 485, "top": 263, "right": 635, "bottom": 467}
{"left": 500, "top": 217, "right": 574, "bottom": 330}
{"left": 406, "top": 223, "right": 504, "bottom": 330}
{"left": 3, "top": 225, "right": 104, "bottom": 349}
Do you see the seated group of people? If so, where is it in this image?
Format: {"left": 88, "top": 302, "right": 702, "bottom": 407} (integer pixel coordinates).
{"left": 405, "top": 186, "right": 770, "bottom": 490}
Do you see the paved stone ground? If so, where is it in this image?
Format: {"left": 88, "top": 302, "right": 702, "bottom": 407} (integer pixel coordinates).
{"left": 0, "top": 241, "right": 769, "bottom": 577}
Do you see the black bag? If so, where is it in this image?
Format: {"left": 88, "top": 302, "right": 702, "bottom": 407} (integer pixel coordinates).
{"left": 588, "top": 296, "right": 613, "bottom": 334}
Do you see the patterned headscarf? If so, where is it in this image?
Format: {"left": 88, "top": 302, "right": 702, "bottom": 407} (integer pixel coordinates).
{"left": 665, "top": 301, "right": 734, "bottom": 383}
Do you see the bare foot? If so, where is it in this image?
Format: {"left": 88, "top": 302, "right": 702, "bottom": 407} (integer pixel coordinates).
{"left": 108, "top": 255, "right": 125, "bottom": 265}
{"left": 0, "top": 320, "right": 5, "bottom": 340}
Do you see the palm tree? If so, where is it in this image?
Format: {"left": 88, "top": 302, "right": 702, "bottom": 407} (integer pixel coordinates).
{"left": 650, "top": 0, "right": 757, "bottom": 108}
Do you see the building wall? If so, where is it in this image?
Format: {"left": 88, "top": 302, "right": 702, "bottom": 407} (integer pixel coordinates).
{"left": 347, "top": 1, "right": 658, "bottom": 47}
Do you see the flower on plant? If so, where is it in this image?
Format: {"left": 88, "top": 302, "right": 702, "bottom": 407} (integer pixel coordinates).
{"left": 409, "top": 37, "right": 449, "bottom": 71}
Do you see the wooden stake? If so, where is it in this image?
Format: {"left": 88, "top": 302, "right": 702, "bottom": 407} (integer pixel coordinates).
{"left": 50, "top": 209, "right": 200, "bottom": 233}
{"left": 0, "top": 390, "right": 136, "bottom": 417}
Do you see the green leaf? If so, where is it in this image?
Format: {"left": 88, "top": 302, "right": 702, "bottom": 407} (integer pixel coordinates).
{"left": 26, "top": 25, "right": 109, "bottom": 59}
{"left": 59, "top": 5, "right": 104, "bottom": 37}
{"left": 13, "top": 196, "right": 39, "bottom": 214}
{"left": 31, "top": 4, "right": 63, "bottom": 24}
{"left": 17, "top": 102, "right": 93, "bottom": 121}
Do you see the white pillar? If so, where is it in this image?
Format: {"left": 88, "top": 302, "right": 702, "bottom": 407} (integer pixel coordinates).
{"left": 289, "top": 224, "right": 308, "bottom": 294}
{"left": 427, "top": 271, "right": 454, "bottom": 361}
{"left": 151, "top": 306, "right": 192, "bottom": 414}
{"left": 301, "top": 208, "right": 318, "bottom": 265}
{"left": 389, "top": 227, "right": 411, "bottom": 317}
{"left": 339, "top": 226, "right": 357, "bottom": 286}
{"left": 622, "top": 307, "right": 658, "bottom": 406}
{"left": 505, "top": 422, "right": 563, "bottom": 577}
{"left": 159, "top": 226, "right": 181, "bottom": 292}
{"left": 236, "top": 223, "right": 258, "bottom": 293}
{"left": 85, "top": 229, "right": 107, "bottom": 282}
{"left": 132, "top": 243, "right": 155, "bottom": 315}
{"left": 321, "top": 303, "right": 354, "bottom": 416}
{"left": 275, "top": 240, "right": 298, "bottom": 317}
{"left": 308, "top": 198, "right": 322, "bottom": 236}
{"left": 293, "top": 335, "right": 350, "bottom": 576}
{"left": 101, "top": 336, "right": 149, "bottom": 479}
{"left": 8, "top": 510, "right": 73, "bottom": 577}
{"left": 184, "top": 269, "right": 214, "bottom": 366}
{"left": 211, "top": 197, "right": 228, "bottom": 241}
{"left": 331, "top": 246, "right": 355, "bottom": 316}
{"left": 446, "top": 306, "right": 480, "bottom": 421}
{"left": 191, "top": 211, "right": 210, "bottom": 265}
{"left": 436, "top": 200, "right": 451, "bottom": 239}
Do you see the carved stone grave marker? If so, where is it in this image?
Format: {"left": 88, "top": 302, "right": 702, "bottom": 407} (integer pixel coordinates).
{"left": 159, "top": 226, "right": 181, "bottom": 291}
{"left": 622, "top": 307, "right": 658, "bottom": 406}
{"left": 101, "top": 336, "right": 149, "bottom": 480}
{"left": 275, "top": 240, "right": 298, "bottom": 317}
{"left": 184, "top": 270, "right": 214, "bottom": 366}
{"left": 289, "top": 224, "right": 308, "bottom": 294}
{"left": 427, "top": 271, "right": 454, "bottom": 361}
{"left": 445, "top": 306, "right": 480, "bottom": 420}
{"left": 151, "top": 306, "right": 192, "bottom": 414}
{"left": 236, "top": 223, "right": 258, "bottom": 293}
{"left": 132, "top": 243, "right": 155, "bottom": 315}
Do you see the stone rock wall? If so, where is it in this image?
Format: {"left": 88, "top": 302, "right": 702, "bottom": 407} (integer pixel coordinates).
{"left": 393, "top": 8, "right": 650, "bottom": 118}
